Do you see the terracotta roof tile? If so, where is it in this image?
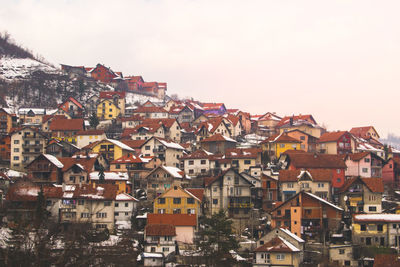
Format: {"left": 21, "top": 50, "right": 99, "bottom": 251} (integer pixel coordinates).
{"left": 318, "top": 131, "right": 349, "bottom": 143}
{"left": 346, "top": 152, "right": 370, "bottom": 161}
{"left": 276, "top": 114, "right": 316, "bottom": 127}
{"left": 111, "top": 153, "right": 144, "bottom": 164}
{"left": 339, "top": 177, "right": 384, "bottom": 193}
{"left": 49, "top": 118, "right": 84, "bottom": 131}
{"left": 254, "top": 237, "right": 298, "bottom": 253}
{"left": 200, "top": 134, "right": 236, "bottom": 143}
{"left": 145, "top": 224, "right": 176, "bottom": 236}
{"left": 147, "top": 214, "right": 197, "bottom": 226}
{"left": 225, "top": 148, "right": 261, "bottom": 159}
{"left": 283, "top": 151, "right": 346, "bottom": 169}
{"left": 186, "top": 188, "right": 204, "bottom": 202}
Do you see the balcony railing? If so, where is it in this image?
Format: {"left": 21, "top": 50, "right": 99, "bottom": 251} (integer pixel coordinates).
{"left": 228, "top": 203, "right": 252, "bottom": 208}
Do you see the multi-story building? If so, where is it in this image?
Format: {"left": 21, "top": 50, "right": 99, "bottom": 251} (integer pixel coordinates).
{"left": 279, "top": 169, "right": 332, "bottom": 201}
{"left": 140, "top": 137, "right": 185, "bottom": 167}
{"left": 200, "top": 134, "right": 237, "bottom": 154}
{"left": 352, "top": 214, "right": 400, "bottom": 247}
{"left": 317, "top": 131, "right": 355, "bottom": 155}
{"left": 345, "top": 152, "right": 383, "bottom": 178}
{"left": 144, "top": 224, "right": 176, "bottom": 256}
{"left": 225, "top": 148, "right": 262, "bottom": 173}
{"left": 10, "top": 126, "right": 48, "bottom": 171}
{"left": 0, "top": 108, "right": 16, "bottom": 134}
{"left": 146, "top": 166, "right": 189, "bottom": 200}
{"left": 181, "top": 149, "right": 212, "bottom": 176}
{"left": 76, "top": 130, "right": 107, "bottom": 148}
{"left": 49, "top": 118, "right": 85, "bottom": 144}
{"left": 89, "top": 139, "right": 135, "bottom": 162}
{"left": 338, "top": 176, "right": 383, "bottom": 213}
{"left": 154, "top": 186, "right": 203, "bottom": 216}
{"left": 114, "top": 192, "right": 138, "bottom": 230}
{"left": 261, "top": 133, "right": 301, "bottom": 159}
{"left": 270, "top": 191, "right": 343, "bottom": 241}
{"left": 26, "top": 154, "right": 64, "bottom": 185}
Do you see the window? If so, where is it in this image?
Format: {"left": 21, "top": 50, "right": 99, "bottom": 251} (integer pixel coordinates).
{"left": 163, "top": 247, "right": 170, "bottom": 252}
{"left": 213, "top": 187, "right": 218, "bottom": 192}
{"left": 187, "top": 209, "right": 195, "bottom": 214}
{"left": 364, "top": 158, "right": 370, "bottom": 163}
{"left": 125, "top": 203, "right": 128, "bottom": 207}
{"left": 96, "top": 212, "right": 107, "bottom": 218}
{"left": 13, "top": 148, "right": 19, "bottom": 152}
{"left": 302, "top": 183, "right": 309, "bottom": 188}
{"left": 116, "top": 164, "right": 120, "bottom": 169}
{"left": 337, "top": 169, "right": 341, "bottom": 174}
{"left": 213, "top": 199, "right": 218, "bottom": 205}
{"left": 244, "top": 160, "right": 251, "bottom": 165}
{"left": 158, "top": 209, "right": 165, "bottom": 214}
{"left": 187, "top": 198, "right": 195, "bottom": 204}
{"left": 158, "top": 198, "right": 166, "bottom": 204}
{"left": 300, "top": 136, "right": 305, "bottom": 140}
{"left": 369, "top": 206, "right": 377, "bottom": 212}
{"left": 81, "top": 213, "right": 90, "bottom": 218}
{"left": 337, "top": 178, "right": 341, "bottom": 183}
{"left": 173, "top": 209, "right": 181, "bottom": 214}
{"left": 234, "top": 176, "right": 239, "bottom": 184}
{"left": 188, "top": 160, "right": 194, "bottom": 165}
{"left": 276, "top": 254, "right": 285, "bottom": 260}
{"left": 360, "top": 224, "right": 366, "bottom": 231}
{"left": 318, "top": 183, "right": 324, "bottom": 188}
{"left": 13, "top": 156, "right": 19, "bottom": 160}
{"left": 339, "top": 249, "right": 345, "bottom": 255}
{"left": 277, "top": 210, "right": 281, "bottom": 215}
{"left": 189, "top": 169, "right": 194, "bottom": 174}
{"left": 362, "top": 168, "right": 368, "bottom": 173}
{"left": 104, "top": 201, "right": 111, "bottom": 206}
{"left": 145, "top": 145, "right": 150, "bottom": 150}
{"left": 287, "top": 183, "right": 294, "bottom": 188}
{"left": 14, "top": 140, "right": 19, "bottom": 144}
{"left": 115, "top": 203, "right": 119, "bottom": 207}
{"left": 114, "top": 212, "right": 119, "bottom": 216}
{"left": 173, "top": 198, "right": 181, "bottom": 204}
{"left": 377, "top": 224, "right": 383, "bottom": 232}
{"left": 78, "top": 199, "right": 84, "bottom": 205}
{"left": 201, "top": 160, "right": 206, "bottom": 165}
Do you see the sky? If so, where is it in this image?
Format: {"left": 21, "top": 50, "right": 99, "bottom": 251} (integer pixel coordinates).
{"left": 1, "top": 0, "right": 400, "bottom": 137}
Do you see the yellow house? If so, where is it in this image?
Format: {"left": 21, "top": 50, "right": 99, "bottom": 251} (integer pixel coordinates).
{"left": 97, "top": 99, "right": 121, "bottom": 120}
{"left": 261, "top": 133, "right": 301, "bottom": 159}
{"left": 90, "top": 139, "right": 134, "bottom": 162}
{"left": 154, "top": 186, "right": 203, "bottom": 216}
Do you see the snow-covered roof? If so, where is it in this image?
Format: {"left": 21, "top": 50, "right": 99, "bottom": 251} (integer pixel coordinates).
{"left": 106, "top": 139, "right": 134, "bottom": 151}
{"left": 222, "top": 135, "right": 237, "bottom": 143}
{"left": 136, "top": 213, "right": 148, "bottom": 219}
{"left": 43, "top": 154, "right": 64, "bottom": 168}
{"left": 162, "top": 166, "right": 184, "bottom": 178}
{"left": 304, "top": 192, "right": 343, "bottom": 211}
{"left": 157, "top": 139, "right": 185, "bottom": 150}
{"left": 278, "top": 236, "right": 300, "bottom": 252}
{"left": 141, "top": 252, "right": 163, "bottom": 258}
{"left": 90, "top": 172, "right": 129, "bottom": 181}
{"left": 354, "top": 214, "right": 400, "bottom": 222}
{"left": 5, "top": 169, "right": 26, "bottom": 178}
{"left": 280, "top": 228, "right": 305, "bottom": 243}
{"left": 116, "top": 193, "right": 138, "bottom": 201}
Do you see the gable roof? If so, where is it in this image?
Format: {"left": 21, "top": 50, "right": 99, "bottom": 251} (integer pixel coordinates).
{"left": 111, "top": 153, "right": 144, "bottom": 164}
{"left": 181, "top": 149, "right": 212, "bottom": 160}
{"left": 147, "top": 214, "right": 197, "bottom": 226}
{"left": 133, "top": 106, "right": 168, "bottom": 114}
{"left": 200, "top": 134, "right": 237, "bottom": 143}
{"left": 120, "top": 139, "right": 147, "bottom": 149}
{"left": 205, "top": 168, "right": 253, "bottom": 187}
{"left": 339, "top": 176, "right": 384, "bottom": 193}
{"left": 345, "top": 151, "right": 370, "bottom": 161}
{"left": 201, "top": 103, "right": 226, "bottom": 111}
{"left": 262, "top": 133, "right": 301, "bottom": 144}
{"left": 58, "top": 157, "right": 97, "bottom": 172}
{"left": 186, "top": 188, "right": 204, "bottom": 202}
{"left": 279, "top": 169, "right": 332, "bottom": 182}
{"left": 258, "top": 112, "right": 282, "bottom": 122}
{"left": 254, "top": 236, "right": 300, "bottom": 253}
{"left": 276, "top": 114, "right": 317, "bottom": 127}
{"left": 350, "top": 126, "right": 380, "bottom": 139}
{"left": 72, "top": 184, "right": 118, "bottom": 200}
{"left": 225, "top": 148, "right": 261, "bottom": 159}
{"left": 142, "top": 118, "right": 179, "bottom": 129}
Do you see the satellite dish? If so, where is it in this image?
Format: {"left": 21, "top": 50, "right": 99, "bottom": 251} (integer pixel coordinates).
{"left": 344, "top": 196, "right": 348, "bottom": 201}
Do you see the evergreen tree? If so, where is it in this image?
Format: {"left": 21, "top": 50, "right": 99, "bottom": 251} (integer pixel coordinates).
{"left": 98, "top": 165, "right": 105, "bottom": 184}
{"left": 89, "top": 112, "right": 99, "bottom": 129}
{"left": 35, "top": 187, "right": 46, "bottom": 228}
{"left": 196, "top": 210, "right": 239, "bottom": 266}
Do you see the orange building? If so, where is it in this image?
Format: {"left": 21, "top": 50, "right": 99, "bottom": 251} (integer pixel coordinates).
{"left": 270, "top": 191, "right": 343, "bottom": 241}
{"left": 0, "top": 135, "right": 11, "bottom": 163}
{"left": 285, "top": 129, "right": 319, "bottom": 152}
{"left": 0, "top": 108, "right": 16, "bottom": 134}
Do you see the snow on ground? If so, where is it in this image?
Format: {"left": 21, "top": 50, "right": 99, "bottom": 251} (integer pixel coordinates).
{"left": 125, "top": 92, "right": 161, "bottom": 106}
{"left": 0, "top": 56, "right": 58, "bottom": 81}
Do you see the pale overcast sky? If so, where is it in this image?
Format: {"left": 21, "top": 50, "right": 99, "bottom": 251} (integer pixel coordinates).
{"left": 1, "top": 0, "right": 400, "bottom": 137}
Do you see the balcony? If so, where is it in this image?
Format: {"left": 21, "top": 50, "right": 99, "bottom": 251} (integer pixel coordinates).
{"left": 228, "top": 202, "right": 252, "bottom": 208}
{"left": 22, "top": 143, "right": 43, "bottom": 149}
{"left": 153, "top": 147, "right": 166, "bottom": 153}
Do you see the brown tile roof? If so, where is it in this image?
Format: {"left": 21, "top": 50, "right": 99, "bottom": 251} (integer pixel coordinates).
{"left": 284, "top": 151, "right": 346, "bottom": 169}
{"left": 73, "top": 184, "right": 118, "bottom": 200}
{"left": 121, "top": 123, "right": 163, "bottom": 137}
{"left": 339, "top": 177, "right": 384, "bottom": 193}
{"left": 186, "top": 188, "right": 204, "bottom": 202}
{"left": 76, "top": 130, "right": 105, "bottom": 135}
{"left": 374, "top": 254, "right": 400, "bottom": 267}
{"left": 254, "top": 237, "right": 298, "bottom": 252}
{"left": 346, "top": 152, "right": 370, "bottom": 161}
{"left": 279, "top": 169, "right": 332, "bottom": 182}
{"left": 49, "top": 118, "right": 84, "bottom": 131}
{"left": 58, "top": 157, "right": 97, "bottom": 172}
{"left": 181, "top": 149, "right": 211, "bottom": 160}
{"left": 318, "top": 131, "right": 349, "bottom": 143}
{"left": 350, "top": 126, "right": 378, "bottom": 139}
{"left": 42, "top": 115, "right": 67, "bottom": 123}
{"left": 120, "top": 139, "right": 147, "bottom": 149}
{"left": 145, "top": 224, "right": 176, "bottom": 236}
{"left": 200, "top": 134, "right": 236, "bottom": 143}
{"left": 224, "top": 114, "right": 240, "bottom": 126}
{"left": 147, "top": 214, "right": 197, "bottom": 226}
{"left": 201, "top": 103, "right": 225, "bottom": 110}
{"left": 142, "top": 118, "right": 178, "bottom": 129}
{"left": 225, "top": 148, "right": 261, "bottom": 159}
{"left": 6, "top": 184, "right": 40, "bottom": 202}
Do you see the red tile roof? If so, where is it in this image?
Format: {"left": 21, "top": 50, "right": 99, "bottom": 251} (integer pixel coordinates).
{"left": 120, "top": 139, "right": 147, "bottom": 149}
{"left": 350, "top": 126, "right": 379, "bottom": 139}
{"left": 66, "top": 96, "right": 84, "bottom": 109}
{"left": 147, "top": 214, "right": 197, "bottom": 226}
{"left": 200, "top": 134, "right": 236, "bottom": 143}
{"left": 201, "top": 103, "right": 225, "bottom": 110}
{"left": 283, "top": 151, "right": 346, "bottom": 169}
{"left": 374, "top": 254, "right": 400, "bottom": 267}
{"left": 142, "top": 118, "right": 178, "bottom": 129}
{"left": 181, "top": 149, "right": 211, "bottom": 160}
{"left": 58, "top": 157, "right": 97, "bottom": 172}
{"left": 145, "top": 224, "right": 176, "bottom": 236}
{"left": 279, "top": 169, "right": 332, "bottom": 182}
{"left": 186, "top": 188, "right": 204, "bottom": 202}
{"left": 339, "top": 177, "right": 384, "bottom": 193}
{"left": 42, "top": 115, "right": 67, "bottom": 124}
{"left": 254, "top": 237, "right": 298, "bottom": 252}
{"left": 49, "top": 118, "right": 84, "bottom": 131}
{"left": 318, "top": 131, "right": 349, "bottom": 143}
{"left": 345, "top": 152, "right": 370, "bottom": 161}
{"left": 99, "top": 91, "right": 126, "bottom": 99}
{"left": 262, "top": 133, "right": 301, "bottom": 144}
{"left": 276, "top": 114, "right": 316, "bottom": 127}
{"left": 73, "top": 184, "right": 118, "bottom": 200}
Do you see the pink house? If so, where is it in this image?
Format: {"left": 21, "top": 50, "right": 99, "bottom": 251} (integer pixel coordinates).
{"left": 382, "top": 158, "right": 400, "bottom": 188}
{"left": 344, "top": 152, "right": 383, "bottom": 178}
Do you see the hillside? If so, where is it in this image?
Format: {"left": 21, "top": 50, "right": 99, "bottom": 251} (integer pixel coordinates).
{"left": 0, "top": 33, "right": 161, "bottom": 111}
